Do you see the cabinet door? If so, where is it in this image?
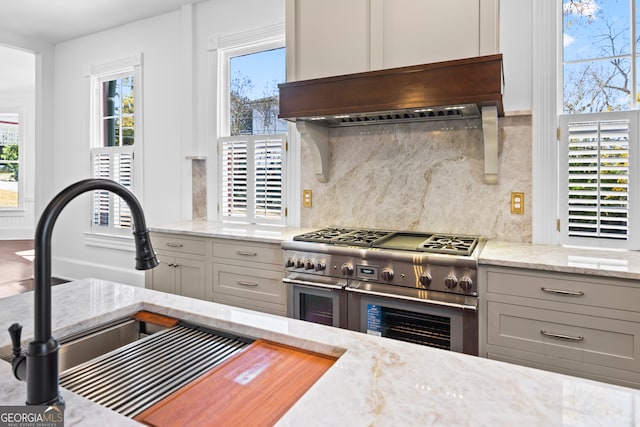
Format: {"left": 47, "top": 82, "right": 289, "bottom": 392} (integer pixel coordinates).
{"left": 293, "top": 0, "right": 371, "bottom": 80}
{"left": 149, "top": 256, "right": 177, "bottom": 294}
{"left": 382, "top": 0, "right": 482, "bottom": 67}
{"left": 176, "top": 257, "right": 206, "bottom": 300}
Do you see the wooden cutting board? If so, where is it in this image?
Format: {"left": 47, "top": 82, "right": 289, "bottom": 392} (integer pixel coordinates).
{"left": 134, "top": 339, "right": 337, "bottom": 427}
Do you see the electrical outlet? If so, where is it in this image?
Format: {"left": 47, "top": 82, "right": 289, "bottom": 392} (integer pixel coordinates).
{"left": 511, "top": 192, "right": 524, "bottom": 215}
{"left": 303, "top": 190, "right": 312, "bottom": 207}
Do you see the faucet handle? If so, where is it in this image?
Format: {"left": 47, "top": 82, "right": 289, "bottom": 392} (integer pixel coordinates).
{"left": 8, "top": 323, "right": 26, "bottom": 382}
{"left": 8, "top": 323, "right": 22, "bottom": 357}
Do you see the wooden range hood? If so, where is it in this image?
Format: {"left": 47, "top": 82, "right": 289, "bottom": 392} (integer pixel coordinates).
{"left": 278, "top": 54, "right": 504, "bottom": 184}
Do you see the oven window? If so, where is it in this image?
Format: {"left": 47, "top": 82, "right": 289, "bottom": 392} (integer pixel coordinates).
{"left": 381, "top": 307, "right": 451, "bottom": 350}
{"left": 300, "top": 294, "right": 334, "bottom": 326}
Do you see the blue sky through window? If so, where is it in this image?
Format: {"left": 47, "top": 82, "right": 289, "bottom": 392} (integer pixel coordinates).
{"left": 563, "top": 0, "right": 639, "bottom": 112}
{"left": 230, "top": 47, "right": 285, "bottom": 101}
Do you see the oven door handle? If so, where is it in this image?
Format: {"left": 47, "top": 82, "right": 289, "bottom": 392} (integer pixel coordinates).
{"left": 282, "top": 277, "right": 345, "bottom": 290}
{"left": 346, "top": 286, "right": 478, "bottom": 312}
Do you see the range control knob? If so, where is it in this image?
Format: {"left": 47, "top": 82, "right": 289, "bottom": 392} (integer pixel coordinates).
{"left": 381, "top": 268, "right": 394, "bottom": 281}
{"left": 341, "top": 263, "right": 354, "bottom": 276}
{"left": 296, "top": 259, "right": 305, "bottom": 268}
{"left": 305, "top": 260, "right": 315, "bottom": 270}
{"left": 315, "top": 262, "right": 326, "bottom": 271}
{"left": 419, "top": 272, "right": 432, "bottom": 287}
{"left": 459, "top": 276, "right": 474, "bottom": 292}
{"left": 285, "top": 258, "right": 295, "bottom": 268}
{"left": 444, "top": 274, "right": 458, "bottom": 289}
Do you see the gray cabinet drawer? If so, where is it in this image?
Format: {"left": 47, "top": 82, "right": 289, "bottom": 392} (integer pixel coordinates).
{"left": 212, "top": 241, "right": 281, "bottom": 266}
{"left": 212, "top": 263, "right": 285, "bottom": 305}
{"left": 151, "top": 234, "right": 206, "bottom": 256}
{"left": 488, "top": 301, "right": 640, "bottom": 373}
{"left": 487, "top": 269, "right": 640, "bottom": 313}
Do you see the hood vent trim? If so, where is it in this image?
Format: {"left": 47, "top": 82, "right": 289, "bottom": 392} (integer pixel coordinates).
{"left": 278, "top": 54, "right": 503, "bottom": 126}
{"left": 280, "top": 54, "right": 503, "bottom": 184}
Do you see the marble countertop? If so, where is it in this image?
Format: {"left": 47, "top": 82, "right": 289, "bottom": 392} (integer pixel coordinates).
{"left": 1, "top": 279, "right": 640, "bottom": 426}
{"left": 480, "top": 240, "right": 640, "bottom": 280}
{"left": 149, "top": 220, "right": 313, "bottom": 244}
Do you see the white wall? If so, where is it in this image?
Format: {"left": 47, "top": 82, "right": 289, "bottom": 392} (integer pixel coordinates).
{"left": 50, "top": 0, "right": 284, "bottom": 285}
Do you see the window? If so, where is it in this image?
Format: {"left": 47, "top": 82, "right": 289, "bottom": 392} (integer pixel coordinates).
{"left": 559, "top": 1, "right": 640, "bottom": 248}
{"left": 89, "top": 55, "right": 142, "bottom": 235}
{"left": 216, "top": 26, "right": 288, "bottom": 225}
{"left": 0, "top": 113, "right": 21, "bottom": 209}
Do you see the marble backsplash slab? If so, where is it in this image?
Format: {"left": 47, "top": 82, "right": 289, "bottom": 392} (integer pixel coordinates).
{"left": 299, "top": 115, "right": 532, "bottom": 242}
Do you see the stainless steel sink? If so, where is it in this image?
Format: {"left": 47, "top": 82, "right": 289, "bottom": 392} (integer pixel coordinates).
{"left": 55, "top": 316, "right": 253, "bottom": 418}
{"left": 58, "top": 318, "right": 163, "bottom": 372}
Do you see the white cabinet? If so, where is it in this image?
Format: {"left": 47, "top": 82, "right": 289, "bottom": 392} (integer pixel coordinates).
{"left": 288, "top": 0, "right": 499, "bottom": 80}
{"left": 479, "top": 266, "right": 640, "bottom": 388}
{"left": 145, "top": 233, "right": 206, "bottom": 299}
{"left": 209, "top": 239, "right": 286, "bottom": 316}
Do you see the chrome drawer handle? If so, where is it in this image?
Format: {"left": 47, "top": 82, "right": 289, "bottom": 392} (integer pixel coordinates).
{"left": 541, "top": 287, "right": 584, "bottom": 297}
{"left": 237, "top": 281, "right": 258, "bottom": 287}
{"left": 236, "top": 250, "right": 257, "bottom": 256}
{"left": 166, "top": 242, "right": 184, "bottom": 248}
{"left": 540, "top": 330, "right": 584, "bottom": 341}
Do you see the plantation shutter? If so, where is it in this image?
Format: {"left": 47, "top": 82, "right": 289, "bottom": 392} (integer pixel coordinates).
{"left": 219, "top": 134, "right": 286, "bottom": 224}
{"left": 220, "top": 137, "right": 248, "bottom": 218}
{"left": 91, "top": 146, "right": 134, "bottom": 231}
{"left": 254, "top": 136, "right": 284, "bottom": 219}
{"left": 560, "top": 112, "right": 638, "bottom": 249}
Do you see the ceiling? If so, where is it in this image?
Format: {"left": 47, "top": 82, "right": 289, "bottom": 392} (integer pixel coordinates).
{"left": 0, "top": 0, "right": 200, "bottom": 94}
{"left": 0, "top": 0, "right": 199, "bottom": 44}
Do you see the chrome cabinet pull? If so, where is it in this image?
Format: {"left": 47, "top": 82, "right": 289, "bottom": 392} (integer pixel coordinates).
{"left": 237, "top": 281, "right": 258, "bottom": 287}
{"left": 541, "top": 287, "right": 584, "bottom": 297}
{"left": 166, "top": 242, "right": 184, "bottom": 248}
{"left": 236, "top": 250, "right": 257, "bottom": 256}
{"left": 540, "top": 330, "right": 584, "bottom": 341}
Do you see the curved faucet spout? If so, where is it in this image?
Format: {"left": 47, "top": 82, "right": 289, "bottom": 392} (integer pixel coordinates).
{"left": 23, "top": 178, "right": 158, "bottom": 406}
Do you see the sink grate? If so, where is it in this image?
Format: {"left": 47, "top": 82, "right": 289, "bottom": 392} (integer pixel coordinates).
{"left": 59, "top": 324, "right": 251, "bottom": 418}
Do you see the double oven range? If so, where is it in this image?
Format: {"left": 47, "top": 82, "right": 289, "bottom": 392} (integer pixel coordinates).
{"left": 282, "top": 227, "right": 484, "bottom": 355}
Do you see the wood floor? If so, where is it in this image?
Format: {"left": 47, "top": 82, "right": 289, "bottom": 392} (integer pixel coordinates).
{"left": 0, "top": 240, "right": 66, "bottom": 298}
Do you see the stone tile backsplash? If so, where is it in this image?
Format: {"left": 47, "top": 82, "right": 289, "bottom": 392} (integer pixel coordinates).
{"left": 299, "top": 115, "right": 532, "bottom": 243}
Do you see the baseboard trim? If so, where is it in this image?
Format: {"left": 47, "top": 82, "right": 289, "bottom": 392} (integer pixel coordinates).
{"left": 0, "top": 227, "right": 35, "bottom": 240}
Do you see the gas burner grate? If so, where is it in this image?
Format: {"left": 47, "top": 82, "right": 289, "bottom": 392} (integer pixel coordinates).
{"left": 419, "top": 234, "right": 479, "bottom": 256}
{"left": 293, "top": 227, "right": 357, "bottom": 243}
{"left": 332, "top": 230, "right": 393, "bottom": 247}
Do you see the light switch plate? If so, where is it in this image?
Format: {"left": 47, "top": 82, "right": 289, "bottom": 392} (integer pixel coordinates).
{"left": 303, "top": 190, "right": 312, "bottom": 207}
{"left": 511, "top": 192, "right": 524, "bottom": 215}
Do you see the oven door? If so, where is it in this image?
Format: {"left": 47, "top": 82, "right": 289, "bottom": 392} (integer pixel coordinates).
{"left": 346, "top": 281, "right": 478, "bottom": 355}
{"left": 283, "top": 273, "right": 348, "bottom": 329}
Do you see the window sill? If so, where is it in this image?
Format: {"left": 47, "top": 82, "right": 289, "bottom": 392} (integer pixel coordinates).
{"left": 84, "top": 232, "right": 134, "bottom": 252}
{"left": 0, "top": 208, "right": 26, "bottom": 216}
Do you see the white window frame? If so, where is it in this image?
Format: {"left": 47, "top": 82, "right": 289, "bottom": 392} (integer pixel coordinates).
{"left": 0, "top": 109, "right": 24, "bottom": 211}
{"left": 87, "top": 54, "right": 143, "bottom": 239}
{"left": 534, "top": 2, "right": 640, "bottom": 250}
{"left": 209, "top": 23, "right": 300, "bottom": 226}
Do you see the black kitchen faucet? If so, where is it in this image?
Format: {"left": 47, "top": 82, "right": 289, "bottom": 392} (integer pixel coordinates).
{"left": 8, "top": 178, "right": 158, "bottom": 406}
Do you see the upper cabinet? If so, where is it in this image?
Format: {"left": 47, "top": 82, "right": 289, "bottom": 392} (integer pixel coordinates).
{"left": 286, "top": 0, "right": 500, "bottom": 81}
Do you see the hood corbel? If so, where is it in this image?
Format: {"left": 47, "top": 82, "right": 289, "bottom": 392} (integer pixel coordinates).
{"left": 482, "top": 106, "right": 499, "bottom": 184}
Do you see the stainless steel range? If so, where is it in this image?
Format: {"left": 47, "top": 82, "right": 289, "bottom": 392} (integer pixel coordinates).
{"left": 282, "top": 227, "right": 485, "bottom": 355}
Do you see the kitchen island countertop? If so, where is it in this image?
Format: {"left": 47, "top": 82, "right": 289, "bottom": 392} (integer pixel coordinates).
{"left": 1, "top": 279, "right": 640, "bottom": 426}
